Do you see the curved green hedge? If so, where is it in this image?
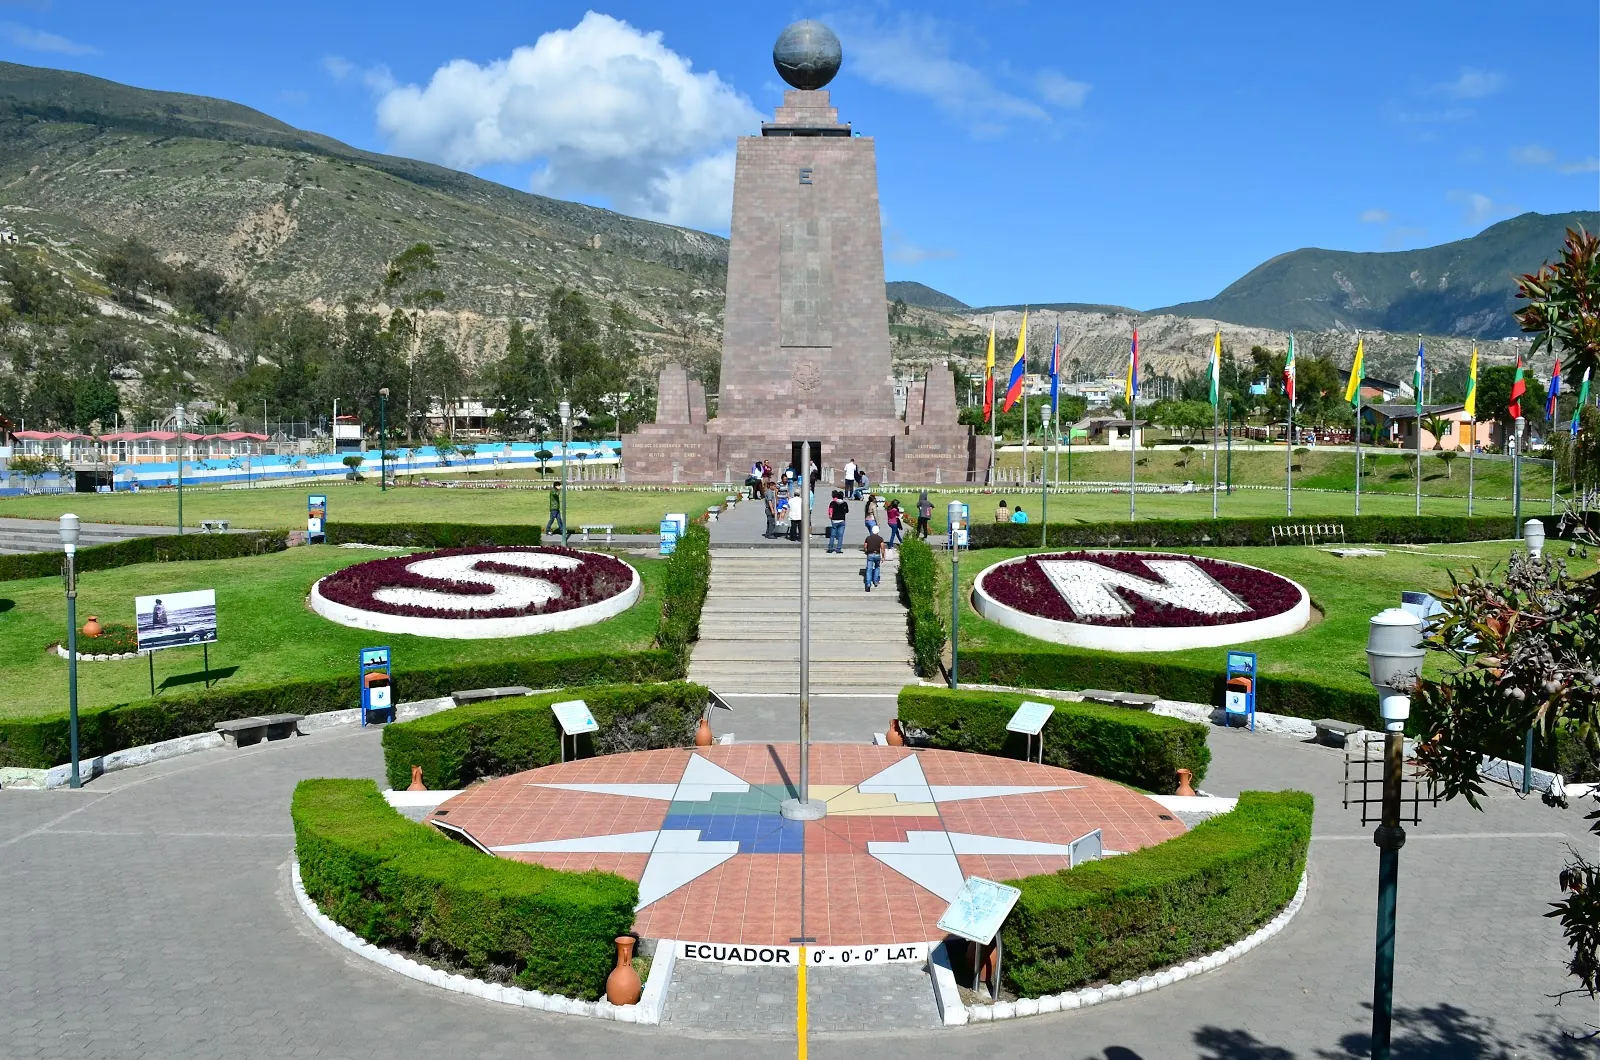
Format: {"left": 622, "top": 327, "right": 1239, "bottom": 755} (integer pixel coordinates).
{"left": 657, "top": 524, "right": 710, "bottom": 661}
{"left": 292, "top": 778, "right": 635, "bottom": 999}
{"left": 383, "top": 682, "right": 707, "bottom": 790}
{"left": 326, "top": 522, "right": 542, "bottom": 548}
{"left": 0, "top": 530, "right": 289, "bottom": 582}
{"left": 1003, "top": 789, "right": 1312, "bottom": 997}
{"left": 897, "top": 687, "right": 1209, "bottom": 794}
{"left": 970, "top": 513, "right": 1533, "bottom": 551}
{"left": 896, "top": 536, "right": 944, "bottom": 677}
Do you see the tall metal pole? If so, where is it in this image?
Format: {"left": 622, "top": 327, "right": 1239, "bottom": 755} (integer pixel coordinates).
{"left": 1513, "top": 416, "right": 1525, "bottom": 526}
{"left": 1129, "top": 417, "right": 1137, "bottom": 521}
{"left": 1021, "top": 385, "right": 1029, "bottom": 486}
{"left": 1226, "top": 406, "right": 1234, "bottom": 493}
{"left": 175, "top": 403, "right": 185, "bottom": 535}
{"left": 1039, "top": 404, "right": 1049, "bottom": 548}
{"left": 1354, "top": 385, "right": 1363, "bottom": 517}
{"left": 1414, "top": 404, "right": 1423, "bottom": 517}
{"left": 1286, "top": 400, "right": 1295, "bottom": 517}
{"left": 1211, "top": 391, "right": 1220, "bottom": 519}
{"left": 64, "top": 545, "right": 81, "bottom": 789}
{"left": 949, "top": 500, "right": 961, "bottom": 690}
{"left": 559, "top": 399, "right": 571, "bottom": 547}
{"left": 1371, "top": 725, "right": 1407, "bottom": 1059}
{"left": 379, "top": 389, "right": 389, "bottom": 492}
{"left": 781, "top": 478, "right": 825, "bottom": 821}
{"left": 1466, "top": 415, "right": 1475, "bottom": 516}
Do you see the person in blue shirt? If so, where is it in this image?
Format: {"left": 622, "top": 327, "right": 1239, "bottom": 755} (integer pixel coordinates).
{"left": 1010, "top": 506, "right": 1029, "bottom": 524}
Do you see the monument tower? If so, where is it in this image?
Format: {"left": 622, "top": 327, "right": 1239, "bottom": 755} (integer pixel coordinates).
{"left": 624, "top": 21, "right": 985, "bottom": 483}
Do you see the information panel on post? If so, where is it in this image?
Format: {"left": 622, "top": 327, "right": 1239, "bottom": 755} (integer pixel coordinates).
{"left": 307, "top": 494, "right": 328, "bottom": 544}
{"left": 1224, "top": 650, "right": 1257, "bottom": 731}
{"left": 552, "top": 699, "right": 599, "bottom": 761}
{"left": 1006, "top": 700, "right": 1055, "bottom": 763}
{"left": 359, "top": 646, "right": 393, "bottom": 727}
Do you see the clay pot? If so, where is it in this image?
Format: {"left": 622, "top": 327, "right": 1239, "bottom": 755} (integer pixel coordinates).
{"left": 82, "top": 615, "right": 102, "bottom": 638}
{"left": 606, "top": 936, "right": 643, "bottom": 1005}
{"left": 1175, "top": 768, "right": 1196, "bottom": 798}
{"left": 407, "top": 765, "right": 426, "bottom": 792}
{"left": 694, "top": 716, "right": 714, "bottom": 747}
{"left": 886, "top": 718, "right": 905, "bottom": 746}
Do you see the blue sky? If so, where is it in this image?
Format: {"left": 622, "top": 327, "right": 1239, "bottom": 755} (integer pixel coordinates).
{"left": 3, "top": 1, "right": 1597, "bottom": 309}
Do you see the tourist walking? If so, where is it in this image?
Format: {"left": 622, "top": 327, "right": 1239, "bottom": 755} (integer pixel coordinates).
{"left": 763, "top": 488, "right": 779, "bottom": 538}
{"left": 916, "top": 490, "right": 933, "bottom": 539}
{"left": 861, "top": 526, "right": 885, "bottom": 592}
{"left": 546, "top": 481, "right": 565, "bottom": 536}
{"left": 842, "top": 457, "right": 858, "bottom": 499}
{"left": 863, "top": 493, "right": 880, "bottom": 537}
{"left": 826, "top": 490, "right": 848, "bottom": 553}
{"left": 885, "top": 498, "right": 904, "bottom": 547}
{"left": 788, "top": 490, "right": 804, "bottom": 541}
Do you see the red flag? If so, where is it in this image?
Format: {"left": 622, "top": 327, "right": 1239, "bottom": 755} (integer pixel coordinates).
{"left": 1509, "top": 355, "right": 1526, "bottom": 420}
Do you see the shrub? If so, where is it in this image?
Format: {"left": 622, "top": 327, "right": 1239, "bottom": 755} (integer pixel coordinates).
{"left": 1002, "top": 790, "right": 1311, "bottom": 997}
{"left": 326, "top": 522, "right": 542, "bottom": 548}
{"left": 0, "top": 530, "right": 288, "bottom": 582}
{"left": 968, "top": 514, "right": 1533, "bottom": 551}
{"left": 657, "top": 524, "right": 710, "bottom": 660}
{"left": 293, "top": 778, "right": 636, "bottom": 999}
{"left": 381, "top": 682, "right": 707, "bottom": 790}
{"left": 317, "top": 546, "right": 634, "bottom": 618}
{"left": 897, "top": 536, "right": 944, "bottom": 677}
{"left": 897, "top": 686, "right": 1210, "bottom": 793}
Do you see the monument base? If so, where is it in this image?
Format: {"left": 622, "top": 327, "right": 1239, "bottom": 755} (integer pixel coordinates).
{"left": 779, "top": 797, "right": 828, "bottom": 821}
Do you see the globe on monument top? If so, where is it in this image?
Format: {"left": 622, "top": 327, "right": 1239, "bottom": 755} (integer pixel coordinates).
{"left": 773, "top": 20, "right": 842, "bottom": 91}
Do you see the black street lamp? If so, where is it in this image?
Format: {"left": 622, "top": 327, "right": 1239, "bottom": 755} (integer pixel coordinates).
{"left": 175, "top": 404, "right": 185, "bottom": 534}
{"left": 558, "top": 399, "right": 571, "bottom": 547}
{"left": 1364, "top": 607, "right": 1425, "bottom": 1060}
{"left": 59, "top": 513, "right": 82, "bottom": 789}
{"left": 379, "top": 387, "right": 390, "bottom": 492}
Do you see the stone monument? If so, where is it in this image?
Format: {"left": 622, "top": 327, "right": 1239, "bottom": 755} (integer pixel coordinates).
{"left": 623, "top": 21, "right": 986, "bottom": 483}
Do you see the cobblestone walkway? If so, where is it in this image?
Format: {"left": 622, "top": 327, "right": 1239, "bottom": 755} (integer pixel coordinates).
{"left": 661, "top": 959, "right": 940, "bottom": 1034}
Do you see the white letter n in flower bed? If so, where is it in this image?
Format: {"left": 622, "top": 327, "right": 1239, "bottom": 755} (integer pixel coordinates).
{"left": 1037, "top": 559, "right": 1249, "bottom": 619}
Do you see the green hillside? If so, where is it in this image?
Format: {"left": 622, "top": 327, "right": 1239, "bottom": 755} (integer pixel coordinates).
{"left": 886, "top": 280, "right": 969, "bottom": 310}
{"left": 1154, "top": 210, "right": 1600, "bottom": 337}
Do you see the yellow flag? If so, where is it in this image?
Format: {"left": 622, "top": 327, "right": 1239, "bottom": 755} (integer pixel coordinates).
{"left": 1343, "top": 338, "right": 1364, "bottom": 405}
{"left": 1464, "top": 346, "right": 1479, "bottom": 418}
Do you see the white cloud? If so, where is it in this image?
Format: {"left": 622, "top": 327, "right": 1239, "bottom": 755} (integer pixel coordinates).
{"left": 1, "top": 21, "right": 95, "bottom": 55}
{"left": 1448, "top": 190, "right": 1514, "bottom": 227}
{"left": 322, "top": 54, "right": 355, "bottom": 81}
{"left": 1510, "top": 144, "right": 1555, "bottom": 166}
{"left": 887, "top": 236, "right": 957, "bottom": 266}
{"left": 1359, "top": 209, "right": 1390, "bottom": 224}
{"left": 832, "top": 12, "right": 1082, "bottom": 137}
{"left": 371, "top": 12, "right": 758, "bottom": 230}
{"left": 1433, "top": 67, "right": 1505, "bottom": 100}
{"left": 1559, "top": 157, "right": 1600, "bottom": 174}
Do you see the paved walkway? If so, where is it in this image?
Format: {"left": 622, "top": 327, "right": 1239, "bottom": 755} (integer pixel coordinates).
{"left": 2, "top": 723, "right": 1587, "bottom": 1057}
{"left": 0, "top": 517, "right": 186, "bottom": 555}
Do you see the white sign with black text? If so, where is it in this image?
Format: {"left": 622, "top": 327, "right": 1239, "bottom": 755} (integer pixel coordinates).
{"left": 676, "top": 941, "right": 927, "bottom": 967}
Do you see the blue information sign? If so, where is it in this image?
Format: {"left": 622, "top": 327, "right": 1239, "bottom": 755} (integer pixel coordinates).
{"left": 308, "top": 494, "right": 328, "bottom": 543}
{"left": 1224, "top": 650, "right": 1257, "bottom": 731}
{"left": 359, "top": 645, "right": 393, "bottom": 727}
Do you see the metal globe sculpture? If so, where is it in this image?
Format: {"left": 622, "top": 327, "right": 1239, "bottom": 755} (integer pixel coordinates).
{"left": 773, "top": 20, "right": 841, "bottom": 91}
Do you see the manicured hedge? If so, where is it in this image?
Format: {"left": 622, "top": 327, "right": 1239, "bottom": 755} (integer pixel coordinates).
{"left": 1002, "top": 790, "right": 1312, "bottom": 997}
{"left": 0, "top": 650, "right": 682, "bottom": 770}
{"left": 970, "top": 514, "right": 1535, "bottom": 551}
{"left": 897, "top": 687, "right": 1210, "bottom": 794}
{"left": 293, "top": 778, "right": 635, "bottom": 999}
{"left": 657, "top": 524, "right": 710, "bottom": 661}
{"left": 327, "top": 522, "right": 542, "bottom": 548}
{"left": 0, "top": 530, "right": 289, "bottom": 582}
{"left": 896, "top": 536, "right": 944, "bottom": 677}
{"left": 382, "top": 682, "right": 707, "bottom": 790}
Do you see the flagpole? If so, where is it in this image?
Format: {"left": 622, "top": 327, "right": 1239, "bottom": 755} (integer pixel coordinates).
{"left": 1022, "top": 381, "right": 1029, "bottom": 486}
{"left": 1466, "top": 414, "right": 1475, "bottom": 516}
{"left": 1211, "top": 392, "right": 1219, "bottom": 520}
{"left": 1354, "top": 392, "right": 1363, "bottom": 517}
{"left": 1285, "top": 334, "right": 1294, "bottom": 517}
{"left": 1414, "top": 336, "right": 1424, "bottom": 517}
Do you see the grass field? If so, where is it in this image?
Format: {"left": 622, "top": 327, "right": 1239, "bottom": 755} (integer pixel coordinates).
{"left": 0, "top": 544, "right": 665, "bottom": 720}
{"left": 0, "top": 483, "right": 722, "bottom": 532}
{"left": 941, "top": 540, "right": 1596, "bottom": 697}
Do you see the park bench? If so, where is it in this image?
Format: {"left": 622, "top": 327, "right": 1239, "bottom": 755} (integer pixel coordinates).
{"left": 1080, "top": 689, "right": 1160, "bottom": 708}
{"left": 214, "top": 713, "right": 303, "bottom": 747}
{"left": 578, "top": 524, "right": 614, "bottom": 543}
{"left": 1313, "top": 718, "right": 1363, "bottom": 747}
{"left": 452, "top": 686, "right": 533, "bottom": 704}
{"left": 199, "top": 519, "right": 230, "bottom": 533}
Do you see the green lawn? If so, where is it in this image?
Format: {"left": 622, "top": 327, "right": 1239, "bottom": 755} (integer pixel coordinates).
{"left": 0, "top": 544, "right": 666, "bottom": 720}
{"left": 0, "top": 483, "right": 722, "bottom": 533}
{"left": 942, "top": 540, "right": 1597, "bottom": 698}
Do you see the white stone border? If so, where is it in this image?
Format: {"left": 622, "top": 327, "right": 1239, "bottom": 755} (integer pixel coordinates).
{"left": 291, "top": 860, "right": 672, "bottom": 1025}
{"left": 961, "top": 870, "right": 1309, "bottom": 1023}
{"left": 53, "top": 643, "right": 142, "bottom": 662}
{"left": 309, "top": 549, "right": 642, "bottom": 640}
{"left": 971, "top": 552, "right": 1311, "bottom": 653}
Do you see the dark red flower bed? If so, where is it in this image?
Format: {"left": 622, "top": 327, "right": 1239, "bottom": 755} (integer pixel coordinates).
{"left": 316, "top": 546, "right": 635, "bottom": 619}
{"left": 980, "top": 551, "right": 1302, "bottom": 628}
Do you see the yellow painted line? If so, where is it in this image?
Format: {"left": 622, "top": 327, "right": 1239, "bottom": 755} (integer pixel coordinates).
{"left": 797, "top": 944, "right": 808, "bottom": 1060}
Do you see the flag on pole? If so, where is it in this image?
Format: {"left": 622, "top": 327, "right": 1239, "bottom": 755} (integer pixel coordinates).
{"left": 982, "top": 324, "right": 996, "bottom": 422}
{"left": 1463, "top": 346, "right": 1478, "bottom": 418}
{"left": 1546, "top": 358, "right": 1562, "bottom": 422}
{"left": 1049, "top": 321, "right": 1061, "bottom": 414}
{"left": 1509, "top": 355, "right": 1526, "bottom": 419}
{"left": 1344, "top": 338, "right": 1364, "bottom": 407}
{"left": 1002, "top": 310, "right": 1029, "bottom": 413}
{"left": 1572, "top": 367, "right": 1591, "bottom": 437}
{"left": 1412, "top": 337, "right": 1425, "bottom": 413}
{"left": 1283, "top": 334, "right": 1296, "bottom": 403}
{"left": 1126, "top": 329, "right": 1140, "bottom": 404}
{"left": 1209, "top": 330, "right": 1221, "bottom": 406}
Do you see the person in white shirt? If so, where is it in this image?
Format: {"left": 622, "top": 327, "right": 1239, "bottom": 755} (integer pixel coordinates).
{"left": 842, "top": 459, "right": 857, "bottom": 499}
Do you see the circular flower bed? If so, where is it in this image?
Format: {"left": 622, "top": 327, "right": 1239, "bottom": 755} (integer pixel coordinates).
{"left": 972, "top": 551, "right": 1310, "bottom": 653}
{"left": 310, "top": 546, "right": 641, "bottom": 640}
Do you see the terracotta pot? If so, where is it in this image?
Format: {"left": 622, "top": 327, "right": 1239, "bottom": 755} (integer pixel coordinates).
{"left": 407, "top": 765, "right": 426, "bottom": 792}
{"left": 82, "top": 615, "right": 102, "bottom": 638}
{"left": 694, "top": 717, "right": 714, "bottom": 747}
{"left": 886, "top": 718, "right": 905, "bottom": 746}
{"left": 606, "top": 936, "right": 643, "bottom": 1005}
{"left": 1175, "top": 768, "right": 1196, "bottom": 798}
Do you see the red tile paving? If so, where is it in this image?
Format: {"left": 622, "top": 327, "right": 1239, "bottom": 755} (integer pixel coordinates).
{"left": 428, "top": 743, "right": 1186, "bottom": 946}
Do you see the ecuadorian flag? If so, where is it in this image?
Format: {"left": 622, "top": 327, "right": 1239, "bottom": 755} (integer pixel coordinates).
{"left": 1002, "top": 310, "right": 1028, "bottom": 413}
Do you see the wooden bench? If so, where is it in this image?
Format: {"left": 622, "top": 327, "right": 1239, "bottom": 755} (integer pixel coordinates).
{"left": 214, "top": 713, "right": 303, "bottom": 747}
{"left": 578, "top": 524, "right": 614, "bottom": 542}
{"left": 1313, "top": 718, "right": 1363, "bottom": 747}
{"left": 199, "top": 519, "right": 230, "bottom": 533}
{"left": 452, "top": 686, "right": 533, "bottom": 704}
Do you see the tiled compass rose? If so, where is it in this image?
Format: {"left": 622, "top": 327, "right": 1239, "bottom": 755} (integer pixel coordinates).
{"left": 427, "top": 745, "right": 1184, "bottom": 946}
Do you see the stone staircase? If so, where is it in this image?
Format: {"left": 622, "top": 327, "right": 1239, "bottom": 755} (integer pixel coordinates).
{"left": 688, "top": 548, "right": 918, "bottom": 695}
{"left": 0, "top": 517, "right": 177, "bottom": 556}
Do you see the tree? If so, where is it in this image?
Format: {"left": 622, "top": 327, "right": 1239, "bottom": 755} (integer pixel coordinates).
{"left": 1, "top": 250, "right": 85, "bottom": 321}
{"left": 1515, "top": 225, "right": 1600, "bottom": 385}
{"left": 1438, "top": 449, "right": 1457, "bottom": 479}
{"left": 545, "top": 287, "right": 603, "bottom": 414}
{"left": 341, "top": 454, "right": 364, "bottom": 480}
{"left": 98, "top": 237, "right": 164, "bottom": 305}
{"left": 888, "top": 297, "right": 908, "bottom": 324}
{"left": 72, "top": 377, "right": 120, "bottom": 430}
{"left": 170, "top": 263, "right": 243, "bottom": 329}
{"left": 1421, "top": 415, "right": 1452, "bottom": 451}
{"left": 418, "top": 337, "right": 464, "bottom": 438}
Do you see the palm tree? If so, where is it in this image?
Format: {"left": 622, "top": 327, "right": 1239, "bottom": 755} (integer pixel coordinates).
{"left": 1421, "top": 415, "right": 1452, "bottom": 451}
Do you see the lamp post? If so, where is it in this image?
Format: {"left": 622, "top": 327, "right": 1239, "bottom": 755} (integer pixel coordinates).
{"left": 1039, "top": 403, "right": 1050, "bottom": 548}
{"left": 59, "top": 513, "right": 82, "bottom": 789}
{"left": 948, "top": 501, "right": 963, "bottom": 689}
{"left": 379, "top": 387, "right": 389, "bottom": 492}
{"left": 558, "top": 399, "right": 571, "bottom": 547}
{"left": 175, "top": 403, "right": 185, "bottom": 535}
{"left": 1521, "top": 517, "right": 1547, "bottom": 793}
{"left": 780, "top": 477, "right": 825, "bottom": 822}
{"left": 1365, "top": 607, "right": 1426, "bottom": 1060}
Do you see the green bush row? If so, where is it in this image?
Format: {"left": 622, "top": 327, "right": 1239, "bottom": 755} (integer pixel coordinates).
{"left": 952, "top": 649, "right": 1380, "bottom": 729}
{"left": 657, "top": 524, "right": 711, "bottom": 661}
{"left": 0, "top": 530, "right": 289, "bottom": 582}
{"left": 896, "top": 536, "right": 944, "bottom": 677}
{"left": 382, "top": 682, "right": 707, "bottom": 790}
{"left": 326, "top": 522, "right": 543, "bottom": 548}
{"left": 897, "top": 686, "right": 1210, "bottom": 794}
{"left": 1003, "top": 790, "right": 1312, "bottom": 997}
{"left": 0, "top": 650, "right": 682, "bottom": 770}
{"left": 969, "top": 514, "right": 1529, "bottom": 551}
{"left": 293, "top": 778, "right": 635, "bottom": 999}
